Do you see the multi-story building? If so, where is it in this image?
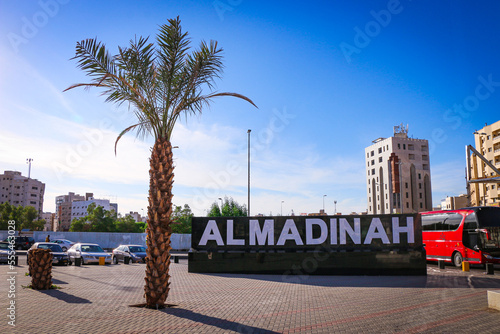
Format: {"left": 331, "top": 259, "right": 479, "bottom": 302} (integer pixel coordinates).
{"left": 440, "top": 194, "right": 468, "bottom": 210}
{"left": 41, "top": 212, "right": 56, "bottom": 231}
{"left": 365, "top": 124, "right": 432, "bottom": 214}
{"left": 125, "top": 211, "right": 144, "bottom": 222}
{"left": 71, "top": 196, "right": 116, "bottom": 222}
{"left": 56, "top": 192, "right": 118, "bottom": 230}
{"left": 469, "top": 120, "right": 500, "bottom": 206}
{"left": 55, "top": 192, "right": 86, "bottom": 231}
{"left": 0, "top": 170, "right": 45, "bottom": 217}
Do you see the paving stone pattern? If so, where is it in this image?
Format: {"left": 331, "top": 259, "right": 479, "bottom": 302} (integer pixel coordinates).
{"left": 1, "top": 258, "right": 499, "bottom": 334}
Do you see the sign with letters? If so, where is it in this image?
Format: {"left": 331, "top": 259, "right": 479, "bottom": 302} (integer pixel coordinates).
{"left": 189, "top": 214, "right": 426, "bottom": 276}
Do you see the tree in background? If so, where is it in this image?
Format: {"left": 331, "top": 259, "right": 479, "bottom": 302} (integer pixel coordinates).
{"left": 69, "top": 203, "right": 145, "bottom": 232}
{"left": 207, "top": 202, "right": 221, "bottom": 217}
{"left": 207, "top": 197, "right": 247, "bottom": 217}
{"left": 65, "top": 17, "right": 256, "bottom": 308}
{"left": 115, "top": 215, "right": 146, "bottom": 233}
{"left": 171, "top": 204, "right": 193, "bottom": 234}
{"left": 0, "top": 203, "right": 45, "bottom": 231}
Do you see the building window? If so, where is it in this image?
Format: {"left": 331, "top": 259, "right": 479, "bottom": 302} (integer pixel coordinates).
{"left": 421, "top": 145, "right": 427, "bottom": 151}
{"left": 419, "top": 193, "right": 422, "bottom": 199}
{"left": 403, "top": 144, "right": 406, "bottom": 149}
{"left": 367, "top": 153, "right": 369, "bottom": 158}
{"left": 422, "top": 155, "right": 428, "bottom": 161}
{"left": 406, "top": 192, "right": 409, "bottom": 198}
{"left": 406, "top": 203, "right": 409, "bottom": 208}
{"left": 409, "top": 154, "right": 415, "bottom": 160}
{"left": 371, "top": 160, "right": 375, "bottom": 165}
{"left": 32, "top": 186, "right": 38, "bottom": 190}
{"left": 378, "top": 148, "right": 382, "bottom": 154}
{"left": 405, "top": 182, "right": 408, "bottom": 188}
{"left": 420, "top": 203, "right": 423, "bottom": 208}
{"left": 371, "top": 151, "right": 374, "bottom": 157}
{"left": 371, "top": 169, "right": 375, "bottom": 175}
{"left": 379, "top": 157, "right": 382, "bottom": 163}
{"left": 418, "top": 173, "right": 421, "bottom": 180}
{"left": 408, "top": 144, "right": 414, "bottom": 150}
{"left": 419, "top": 183, "right": 422, "bottom": 189}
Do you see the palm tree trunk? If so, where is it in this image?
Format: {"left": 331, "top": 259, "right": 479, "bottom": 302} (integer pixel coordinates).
{"left": 144, "top": 137, "right": 174, "bottom": 308}
{"left": 28, "top": 249, "right": 53, "bottom": 290}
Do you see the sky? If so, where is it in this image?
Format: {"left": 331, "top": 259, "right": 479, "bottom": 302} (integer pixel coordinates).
{"left": 1, "top": 0, "right": 499, "bottom": 217}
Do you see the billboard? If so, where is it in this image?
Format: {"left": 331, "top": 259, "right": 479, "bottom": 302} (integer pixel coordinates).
{"left": 188, "top": 214, "right": 426, "bottom": 275}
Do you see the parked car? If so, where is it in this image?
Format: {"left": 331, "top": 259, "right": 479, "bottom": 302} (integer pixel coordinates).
{"left": 67, "top": 243, "right": 112, "bottom": 265}
{"left": 27, "top": 242, "right": 69, "bottom": 266}
{"left": 52, "top": 239, "right": 75, "bottom": 251}
{"left": 0, "top": 242, "right": 11, "bottom": 264}
{"left": 3, "top": 236, "right": 35, "bottom": 250}
{"left": 112, "top": 245, "right": 147, "bottom": 264}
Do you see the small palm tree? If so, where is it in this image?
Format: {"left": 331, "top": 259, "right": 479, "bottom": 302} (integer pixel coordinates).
{"left": 65, "top": 17, "right": 257, "bottom": 308}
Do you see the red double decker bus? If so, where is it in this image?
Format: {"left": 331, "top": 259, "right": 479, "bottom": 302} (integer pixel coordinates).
{"left": 422, "top": 206, "right": 500, "bottom": 267}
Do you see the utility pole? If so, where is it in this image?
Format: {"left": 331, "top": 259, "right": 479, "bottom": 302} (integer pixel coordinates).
{"left": 247, "top": 129, "right": 251, "bottom": 216}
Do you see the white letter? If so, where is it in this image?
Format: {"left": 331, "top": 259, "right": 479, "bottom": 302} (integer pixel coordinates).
{"left": 306, "top": 218, "right": 327, "bottom": 245}
{"left": 277, "top": 219, "right": 303, "bottom": 246}
{"left": 249, "top": 219, "right": 274, "bottom": 245}
{"left": 330, "top": 218, "right": 337, "bottom": 245}
{"left": 227, "top": 219, "right": 244, "bottom": 246}
{"left": 364, "top": 218, "right": 390, "bottom": 244}
{"left": 392, "top": 217, "right": 414, "bottom": 243}
{"left": 339, "top": 218, "right": 361, "bottom": 244}
{"left": 199, "top": 220, "right": 224, "bottom": 246}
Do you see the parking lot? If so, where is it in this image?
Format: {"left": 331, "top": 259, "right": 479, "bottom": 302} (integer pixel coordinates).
{"left": 1, "top": 256, "right": 500, "bottom": 333}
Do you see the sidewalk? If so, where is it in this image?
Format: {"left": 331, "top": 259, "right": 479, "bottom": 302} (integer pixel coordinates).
{"left": 1, "top": 259, "right": 499, "bottom": 333}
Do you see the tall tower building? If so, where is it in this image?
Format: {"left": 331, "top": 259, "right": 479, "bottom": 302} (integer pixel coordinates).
{"left": 0, "top": 170, "right": 45, "bottom": 217}
{"left": 365, "top": 124, "right": 432, "bottom": 214}
{"left": 469, "top": 120, "right": 500, "bottom": 206}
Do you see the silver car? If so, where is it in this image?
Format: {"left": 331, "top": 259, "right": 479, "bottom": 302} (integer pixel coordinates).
{"left": 52, "top": 239, "right": 75, "bottom": 251}
{"left": 67, "top": 243, "right": 112, "bottom": 265}
{"left": 112, "top": 245, "right": 147, "bottom": 264}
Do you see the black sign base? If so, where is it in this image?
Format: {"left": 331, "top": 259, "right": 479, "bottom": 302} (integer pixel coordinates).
{"left": 188, "top": 250, "right": 427, "bottom": 276}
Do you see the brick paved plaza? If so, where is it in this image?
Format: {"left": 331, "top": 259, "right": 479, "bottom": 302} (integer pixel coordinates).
{"left": 1, "top": 257, "right": 499, "bottom": 334}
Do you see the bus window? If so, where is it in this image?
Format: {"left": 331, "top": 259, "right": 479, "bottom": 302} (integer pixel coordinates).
{"left": 463, "top": 213, "right": 480, "bottom": 250}
{"left": 422, "top": 213, "right": 462, "bottom": 231}
{"left": 475, "top": 207, "right": 500, "bottom": 227}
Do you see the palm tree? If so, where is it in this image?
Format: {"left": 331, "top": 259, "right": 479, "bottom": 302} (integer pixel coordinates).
{"left": 65, "top": 17, "right": 257, "bottom": 308}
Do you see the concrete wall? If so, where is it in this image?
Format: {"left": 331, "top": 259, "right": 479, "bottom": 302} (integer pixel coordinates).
{"left": 0, "top": 231, "right": 191, "bottom": 250}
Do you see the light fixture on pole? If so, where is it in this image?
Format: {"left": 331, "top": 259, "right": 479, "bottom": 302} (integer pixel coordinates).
{"left": 247, "top": 129, "right": 251, "bottom": 216}
{"left": 323, "top": 194, "right": 327, "bottom": 213}
{"left": 281, "top": 200, "right": 284, "bottom": 216}
{"left": 218, "top": 197, "right": 223, "bottom": 212}
{"left": 334, "top": 200, "right": 337, "bottom": 215}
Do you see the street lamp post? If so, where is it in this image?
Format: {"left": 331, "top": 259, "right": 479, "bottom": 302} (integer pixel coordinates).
{"left": 218, "top": 197, "right": 223, "bottom": 214}
{"left": 334, "top": 200, "right": 337, "bottom": 215}
{"left": 247, "top": 129, "right": 251, "bottom": 216}
{"left": 281, "top": 200, "right": 284, "bottom": 216}
{"left": 323, "top": 194, "right": 327, "bottom": 213}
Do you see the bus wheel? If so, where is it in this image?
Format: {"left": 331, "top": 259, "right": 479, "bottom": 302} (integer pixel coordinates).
{"left": 452, "top": 252, "right": 463, "bottom": 267}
